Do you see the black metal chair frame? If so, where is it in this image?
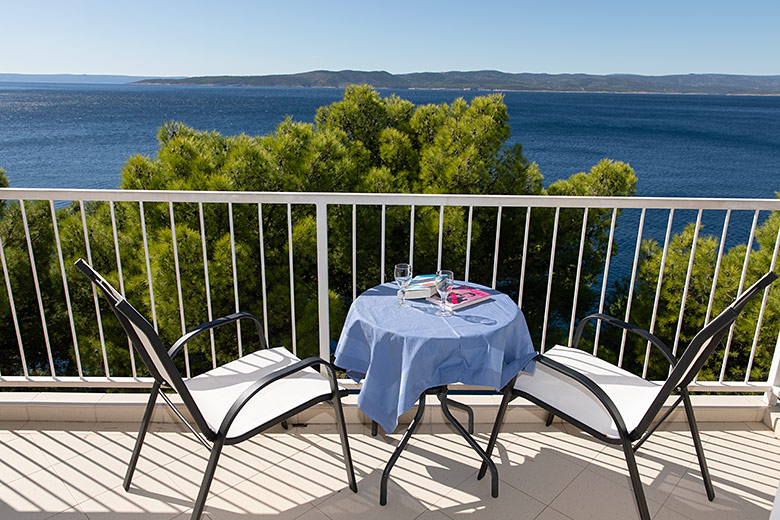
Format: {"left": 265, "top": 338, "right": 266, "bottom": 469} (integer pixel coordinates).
{"left": 76, "top": 258, "right": 357, "bottom": 519}
{"left": 479, "top": 271, "right": 777, "bottom": 520}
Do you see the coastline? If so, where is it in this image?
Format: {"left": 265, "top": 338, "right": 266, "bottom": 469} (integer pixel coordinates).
{"left": 132, "top": 82, "right": 780, "bottom": 96}
{"left": 129, "top": 70, "right": 780, "bottom": 96}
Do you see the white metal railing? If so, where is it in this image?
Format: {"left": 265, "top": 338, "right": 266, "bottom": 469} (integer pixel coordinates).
{"left": 0, "top": 188, "right": 779, "bottom": 402}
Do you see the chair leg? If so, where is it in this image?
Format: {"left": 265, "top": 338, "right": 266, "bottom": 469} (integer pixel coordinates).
{"left": 545, "top": 411, "right": 555, "bottom": 427}
{"left": 683, "top": 390, "right": 715, "bottom": 501}
{"left": 478, "top": 389, "right": 513, "bottom": 480}
{"left": 371, "top": 420, "right": 378, "bottom": 437}
{"left": 380, "top": 396, "right": 426, "bottom": 506}
{"left": 191, "top": 437, "right": 224, "bottom": 520}
{"left": 622, "top": 437, "right": 651, "bottom": 520}
{"left": 124, "top": 381, "right": 160, "bottom": 491}
{"left": 331, "top": 397, "right": 358, "bottom": 493}
{"left": 445, "top": 397, "right": 474, "bottom": 434}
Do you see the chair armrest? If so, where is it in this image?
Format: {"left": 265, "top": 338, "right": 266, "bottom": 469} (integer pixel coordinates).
{"left": 168, "top": 312, "right": 264, "bottom": 359}
{"left": 536, "top": 355, "right": 631, "bottom": 438}
{"left": 572, "top": 313, "right": 676, "bottom": 367}
{"left": 218, "top": 357, "right": 340, "bottom": 437}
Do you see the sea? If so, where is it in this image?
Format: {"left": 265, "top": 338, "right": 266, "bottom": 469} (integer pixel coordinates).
{"left": 1, "top": 82, "right": 779, "bottom": 265}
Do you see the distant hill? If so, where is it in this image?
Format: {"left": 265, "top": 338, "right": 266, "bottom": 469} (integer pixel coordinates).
{"left": 0, "top": 73, "right": 182, "bottom": 84}
{"left": 134, "top": 70, "right": 780, "bottom": 95}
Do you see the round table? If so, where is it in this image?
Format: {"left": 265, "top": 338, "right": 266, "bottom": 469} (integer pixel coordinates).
{"left": 334, "top": 281, "right": 537, "bottom": 504}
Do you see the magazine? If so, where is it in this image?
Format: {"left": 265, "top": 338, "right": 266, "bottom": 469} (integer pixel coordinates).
{"left": 397, "top": 274, "right": 438, "bottom": 299}
{"left": 426, "top": 285, "right": 491, "bottom": 310}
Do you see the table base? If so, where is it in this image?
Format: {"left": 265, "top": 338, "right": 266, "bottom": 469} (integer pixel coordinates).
{"left": 377, "top": 386, "right": 498, "bottom": 506}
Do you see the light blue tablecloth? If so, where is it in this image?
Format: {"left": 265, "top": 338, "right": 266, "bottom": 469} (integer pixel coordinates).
{"left": 334, "top": 282, "right": 537, "bottom": 433}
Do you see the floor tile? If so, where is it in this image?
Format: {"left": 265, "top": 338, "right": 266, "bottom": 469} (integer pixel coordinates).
{"left": 432, "top": 472, "right": 546, "bottom": 519}
{"left": 201, "top": 469, "right": 320, "bottom": 520}
{"left": 663, "top": 468, "right": 774, "bottom": 520}
{"left": 44, "top": 506, "right": 91, "bottom": 520}
{"left": 316, "top": 469, "right": 427, "bottom": 520}
{"left": 0, "top": 434, "right": 56, "bottom": 485}
{"left": 586, "top": 431, "right": 698, "bottom": 505}
{"left": 76, "top": 469, "right": 191, "bottom": 519}
{"left": 548, "top": 468, "right": 663, "bottom": 520}
{"left": 533, "top": 507, "right": 573, "bottom": 520}
{"left": 0, "top": 467, "right": 79, "bottom": 518}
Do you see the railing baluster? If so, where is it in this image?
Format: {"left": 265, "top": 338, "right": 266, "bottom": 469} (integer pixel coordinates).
{"left": 380, "top": 204, "right": 386, "bottom": 284}
{"left": 437, "top": 205, "right": 444, "bottom": 272}
{"left": 695, "top": 209, "right": 730, "bottom": 384}
{"left": 745, "top": 216, "right": 780, "bottom": 383}
{"left": 139, "top": 201, "right": 157, "bottom": 330}
{"left": 50, "top": 200, "right": 82, "bottom": 378}
{"left": 352, "top": 204, "right": 357, "bottom": 301}
{"left": 228, "top": 202, "right": 242, "bottom": 358}
{"left": 110, "top": 201, "right": 136, "bottom": 378}
{"left": 20, "top": 200, "right": 55, "bottom": 377}
{"left": 258, "top": 203, "right": 269, "bottom": 346}
{"left": 705, "top": 210, "right": 731, "bottom": 325}
{"left": 81, "top": 200, "right": 109, "bottom": 377}
{"left": 0, "top": 229, "right": 27, "bottom": 377}
{"left": 644, "top": 209, "right": 675, "bottom": 378}
{"left": 199, "top": 203, "right": 216, "bottom": 368}
{"left": 569, "top": 208, "right": 589, "bottom": 345}
{"left": 671, "top": 209, "right": 702, "bottom": 361}
{"left": 720, "top": 209, "right": 759, "bottom": 382}
{"left": 316, "top": 202, "right": 330, "bottom": 362}
{"left": 465, "top": 206, "right": 473, "bottom": 282}
{"left": 409, "top": 205, "right": 416, "bottom": 268}
{"left": 618, "top": 208, "right": 645, "bottom": 367}
{"left": 593, "top": 208, "right": 618, "bottom": 355}
{"left": 79, "top": 200, "right": 111, "bottom": 377}
{"left": 287, "top": 203, "right": 297, "bottom": 356}
{"left": 518, "top": 207, "right": 531, "bottom": 309}
{"left": 492, "top": 207, "right": 502, "bottom": 289}
{"left": 541, "top": 207, "right": 560, "bottom": 353}
{"left": 169, "top": 201, "right": 189, "bottom": 378}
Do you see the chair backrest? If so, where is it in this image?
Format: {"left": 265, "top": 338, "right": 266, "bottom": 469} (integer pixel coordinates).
{"left": 75, "top": 259, "right": 212, "bottom": 433}
{"left": 638, "top": 270, "right": 777, "bottom": 434}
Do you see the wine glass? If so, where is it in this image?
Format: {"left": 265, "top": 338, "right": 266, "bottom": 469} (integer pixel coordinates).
{"left": 435, "top": 270, "right": 454, "bottom": 316}
{"left": 394, "top": 263, "right": 412, "bottom": 307}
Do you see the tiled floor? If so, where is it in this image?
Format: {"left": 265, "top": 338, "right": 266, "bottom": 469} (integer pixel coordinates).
{"left": 0, "top": 419, "right": 778, "bottom": 520}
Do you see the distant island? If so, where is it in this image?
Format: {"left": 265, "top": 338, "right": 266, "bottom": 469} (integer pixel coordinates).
{"left": 134, "top": 70, "right": 780, "bottom": 95}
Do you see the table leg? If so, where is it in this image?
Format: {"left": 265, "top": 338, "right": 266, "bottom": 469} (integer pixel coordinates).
{"left": 437, "top": 388, "right": 499, "bottom": 498}
{"left": 380, "top": 396, "right": 426, "bottom": 506}
{"left": 445, "top": 397, "right": 474, "bottom": 434}
{"left": 478, "top": 387, "right": 513, "bottom": 480}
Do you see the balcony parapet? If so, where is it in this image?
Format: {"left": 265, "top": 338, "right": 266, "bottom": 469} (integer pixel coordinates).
{"left": 1, "top": 391, "right": 777, "bottom": 436}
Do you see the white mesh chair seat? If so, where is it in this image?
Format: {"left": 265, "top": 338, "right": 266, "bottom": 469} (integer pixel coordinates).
{"left": 513, "top": 345, "right": 663, "bottom": 439}
{"left": 185, "top": 347, "right": 336, "bottom": 439}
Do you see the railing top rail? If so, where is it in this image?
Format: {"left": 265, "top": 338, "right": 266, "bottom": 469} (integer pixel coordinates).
{"left": 1, "top": 187, "right": 780, "bottom": 210}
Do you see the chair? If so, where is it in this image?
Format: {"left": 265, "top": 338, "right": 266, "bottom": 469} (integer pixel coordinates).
{"left": 479, "top": 271, "right": 777, "bottom": 520}
{"left": 75, "top": 259, "right": 357, "bottom": 519}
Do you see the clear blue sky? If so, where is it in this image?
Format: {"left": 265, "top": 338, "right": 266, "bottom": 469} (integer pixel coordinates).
{"left": 4, "top": 0, "right": 779, "bottom": 77}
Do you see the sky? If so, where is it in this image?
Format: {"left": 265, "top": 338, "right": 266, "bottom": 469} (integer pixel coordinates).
{"left": 3, "top": 0, "right": 779, "bottom": 78}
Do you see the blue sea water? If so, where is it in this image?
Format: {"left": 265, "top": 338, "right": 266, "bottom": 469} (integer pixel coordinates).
{"left": 1, "top": 82, "right": 779, "bottom": 275}
{"left": 1, "top": 82, "right": 778, "bottom": 198}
